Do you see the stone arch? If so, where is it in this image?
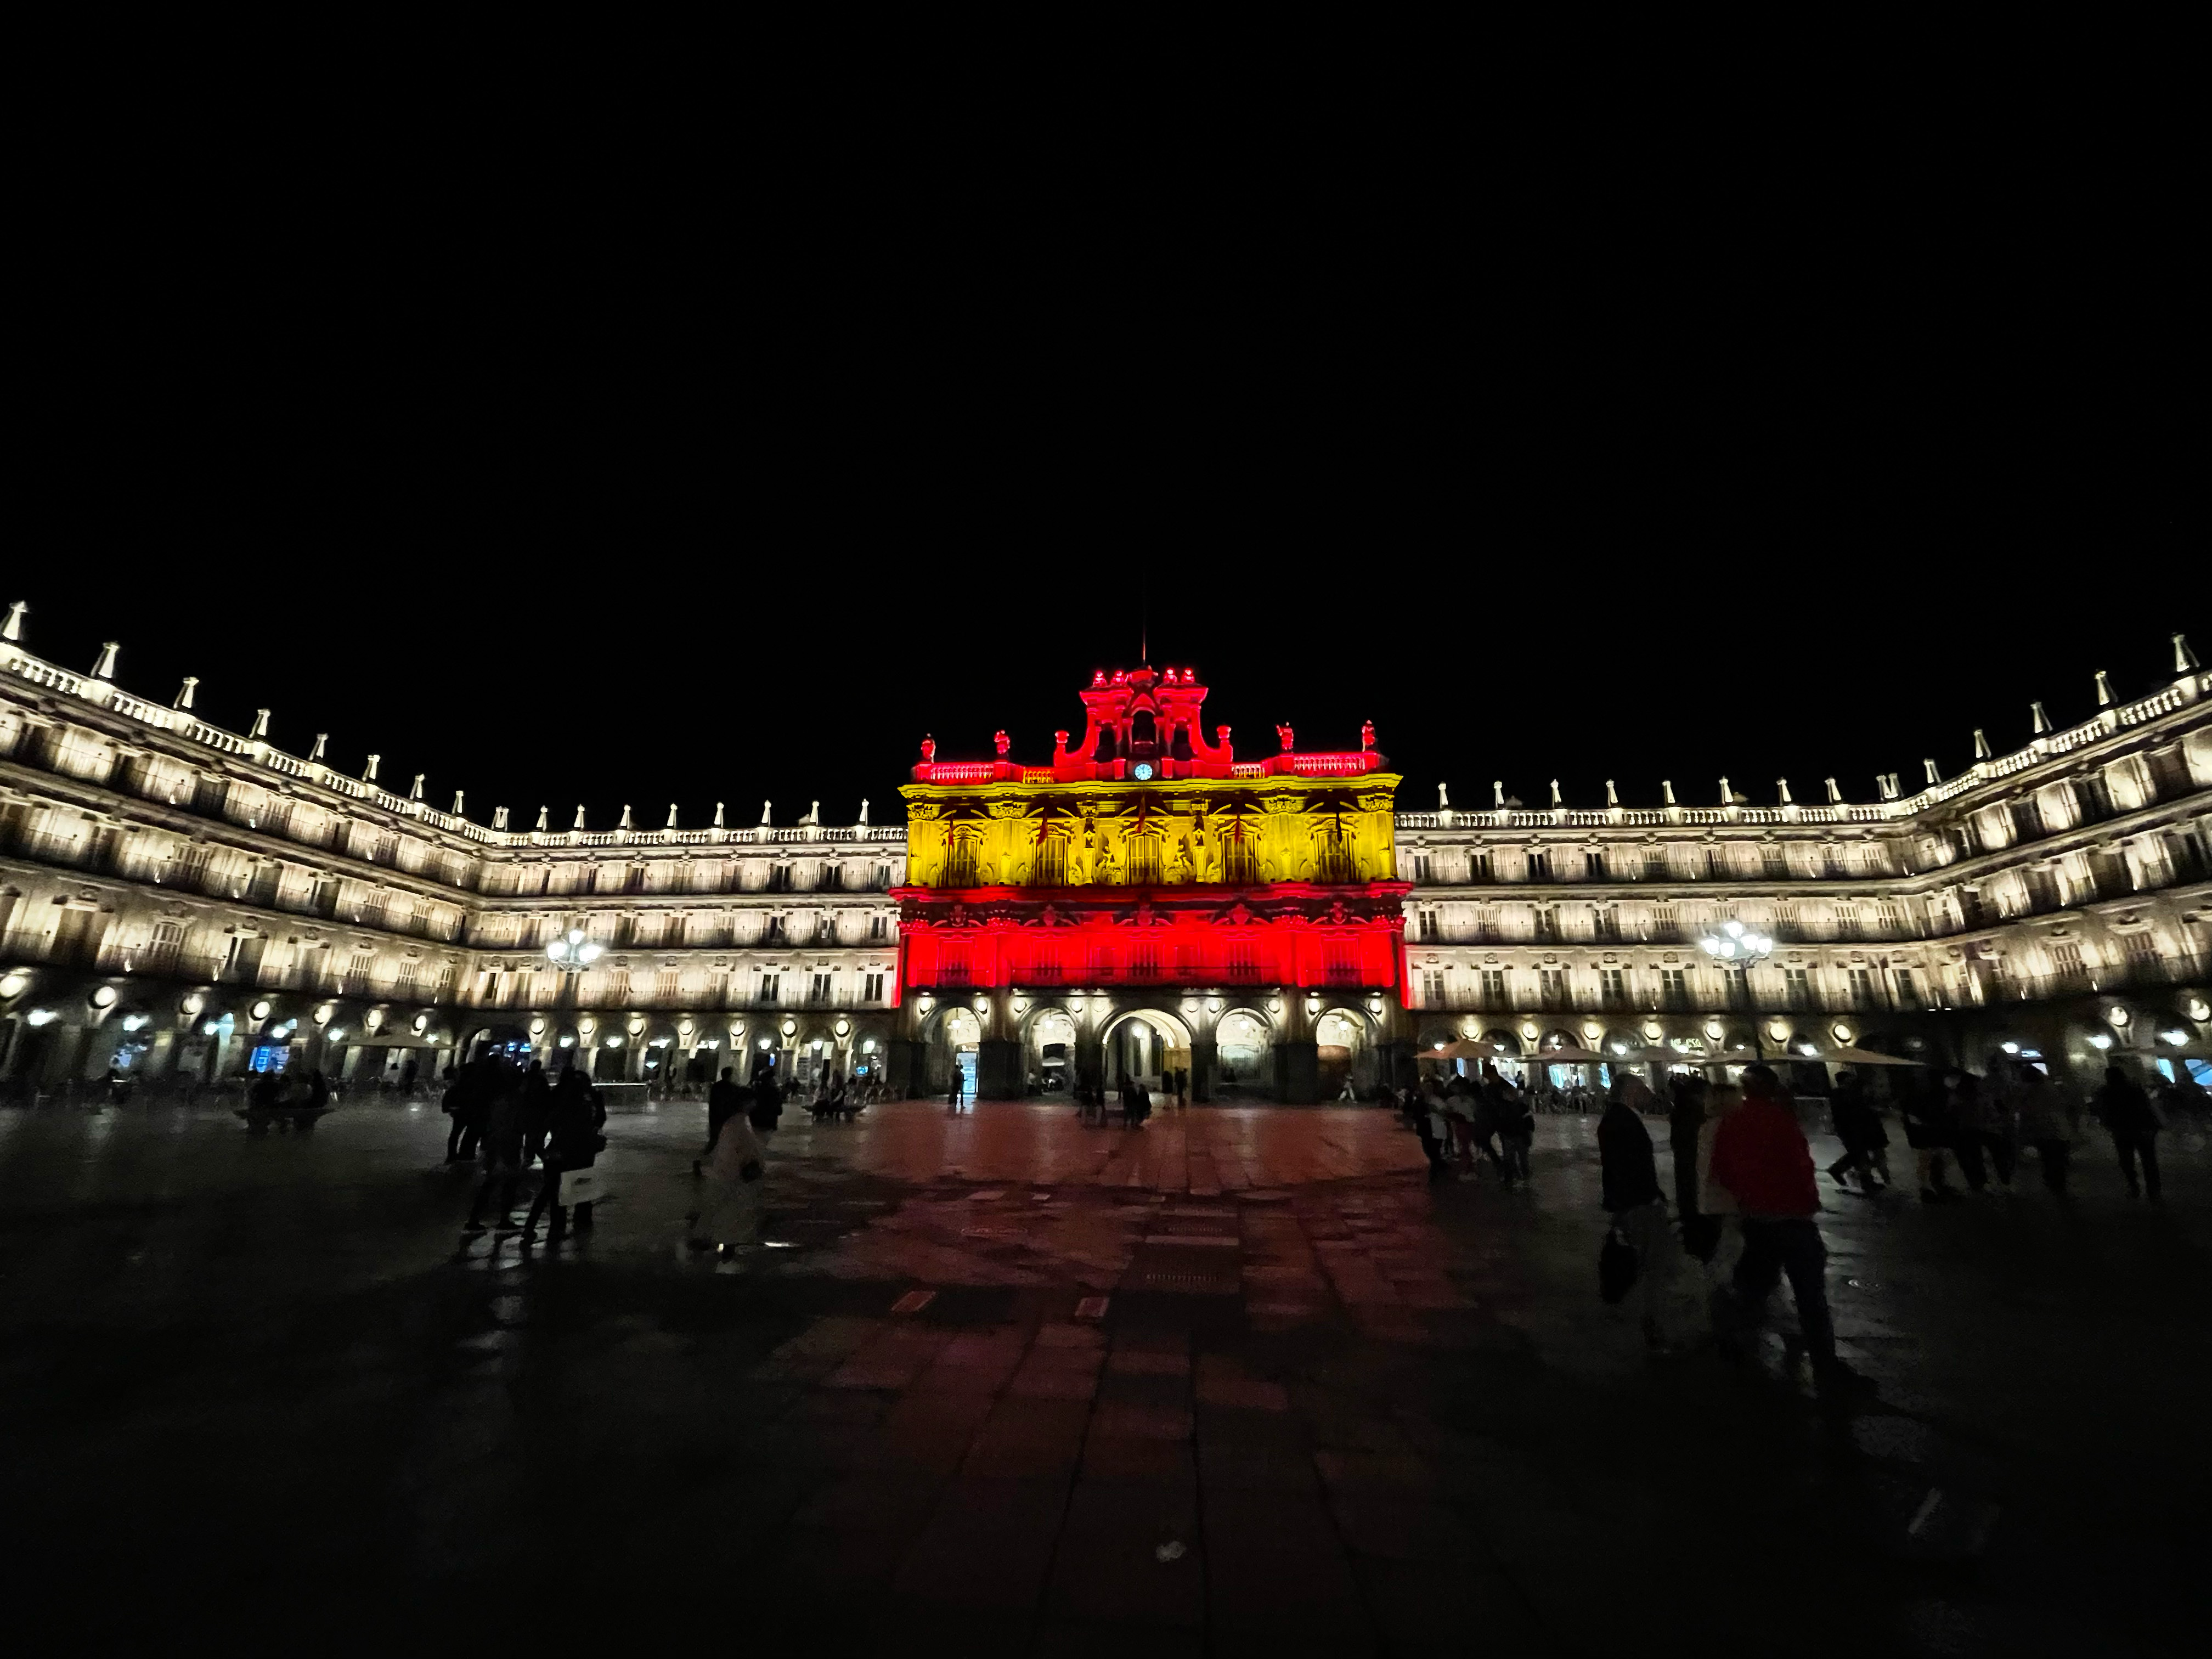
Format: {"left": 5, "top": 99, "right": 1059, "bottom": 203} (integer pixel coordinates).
{"left": 1098, "top": 1006, "right": 1193, "bottom": 1092}
{"left": 1315, "top": 1003, "right": 1379, "bottom": 1099}
{"left": 1021, "top": 1002, "right": 1080, "bottom": 1093}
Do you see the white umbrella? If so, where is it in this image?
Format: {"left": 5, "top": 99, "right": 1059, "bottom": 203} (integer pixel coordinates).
{"left": 1822, "top": 1045, "right": 1925, "bottom": 1068}
{"left": 1531, "top": 1043, "right": 1606, "bottom": 1063}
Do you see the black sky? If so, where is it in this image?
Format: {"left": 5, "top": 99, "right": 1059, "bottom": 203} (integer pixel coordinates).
{"left": 13, "top": 58, "right": 2202, "bottom": 831}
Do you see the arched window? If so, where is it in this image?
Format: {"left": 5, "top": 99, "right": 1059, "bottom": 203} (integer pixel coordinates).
{"left": 1130, "top": 710, "right": 1156, "bottom": 749}
{"left": 1093, "top": 726, "right": 1118, "bottom": 761}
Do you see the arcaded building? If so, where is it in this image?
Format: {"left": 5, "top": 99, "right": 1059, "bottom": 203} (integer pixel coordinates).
{"left": 2, "top": 602, "right": 2208, "bottom": 1103}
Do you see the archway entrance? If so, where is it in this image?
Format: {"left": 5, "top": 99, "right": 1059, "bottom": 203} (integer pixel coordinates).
{"left": 1029, "top": 1007, "right": 1076, "bottom": 1094}
{"left": 939, "top": 1007, "right": 981, "bottom": 1101}
{"left": 1099, "top": 1008, "right": 1193, "bottom": 1094}
{"left": 1214, "top": 1009, "right": 1272, "bottom": 1098}
{"left": 1316, "top": 1008, "right": 1369, "bottom": 1101}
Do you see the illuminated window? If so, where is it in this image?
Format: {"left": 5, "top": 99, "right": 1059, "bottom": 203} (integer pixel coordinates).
{"left": 864, "top": 972, "right": 885, "bottom": 1003}
{"left": 758, "top": 973, "right": 781, "bottom": 1004}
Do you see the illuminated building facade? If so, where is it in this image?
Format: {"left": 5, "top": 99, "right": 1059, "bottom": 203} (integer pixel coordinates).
{"left": 892, "top": 665, "right": 1410, "bottom": 1101}
{"left": 2, "top": 600, "right": 2209, "bottom": 1104}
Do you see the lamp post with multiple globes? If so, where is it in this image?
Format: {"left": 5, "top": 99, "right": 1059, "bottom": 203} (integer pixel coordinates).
{"left": 1699, "top": 918, "right": 1775, "bottom": 1058}
{"left": 544, "top": 928, "right": 603, "bottom": 974}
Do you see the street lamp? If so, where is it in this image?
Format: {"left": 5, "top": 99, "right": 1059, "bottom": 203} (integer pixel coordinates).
{"left": 1699, "top": 918, "right": 1775, "bottom": 1057}
{"left": 545, "top": 928, "right": 603, "bottom": 971}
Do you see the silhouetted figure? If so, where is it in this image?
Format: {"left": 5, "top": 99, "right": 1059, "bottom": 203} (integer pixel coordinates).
{"left": 2094, "top": 1065, "right": 2162, "bottom": 1200}
{"left": 464, "top": 1070, "right": 526, "bottom": 1232}
{"left": 1669, "top": 1075, "right": 1716, "bottom": 1258}
{"left": 1600, "top": 1074, "right": 1676, "bottom": 1348}
{"left": 700, "top": 1066, "right": 746, "bottom": 1173}
{"left": 1824, "top": 1070, "right": 1888, "bottom": 1194}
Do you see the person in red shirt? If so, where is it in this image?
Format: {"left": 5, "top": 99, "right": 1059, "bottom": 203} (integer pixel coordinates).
{"left": 1708, "top": 1065, "right": 1870, "bottom": 1395}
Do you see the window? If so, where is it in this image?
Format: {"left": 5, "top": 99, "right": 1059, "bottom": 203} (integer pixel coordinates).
{"left": 1584, "top": 851, "right": 1606, "bottom": 881}
{"left": 396, "top": 960, "right": 421, "bottom": 997}
{"left": 821, "top": 862, "right": 843, "bottom": 891}
{"left": 1848, "top": 968, "right": 1880, "bottom": 1008}
{"left": 1526, "top": 849, "right": 1551, "bottom": 881}
{"left": 809, "top": 972, "right": 833, "bottom": 1004}
{"left": 1600, "top": 968, "right": 1628, "bottom": 1009}
{"left": 1421, "top": 969, "right": 1445, "bottom": 1004}
{"left": 1468, "top": 851, "right": 1493, "bottom": 882}
{"left": 1784, "top": 967, "right": 1813, "bottom": 1009}
{"left": 1834, "top": 906, "right": 1862, "bottom": 941}
{"left": 1705, "top": 848, "right": 1729, "bottom": 879}
{"left": 2123, "top": 930, "right": 2159, "bottom": 966}
{"left": 1538, "top": 968, "right": 1568, "bottom": 1009}
{"left": 1660, "top": 969, "right": 1690, "bottom": 1011}
{"left": 1413, "top": 854, "right": 1432, "bottom": 883}
{"left": 625, "top": 863, "right": 648, "bottom": 894}
{"left": 1724, "top": 967, "right": 1750, "bottom": 1009}
{"left": 864, "top": 972, "right": 885, "bottom": 1003}
{"left": 1762, "top": 847, "right": 1789, "bottom": 878}
{"left": 1533, "top": 907, "right": 1560, "bottom": 943}
{"left": 344, "top": 950, "right": 375, "bottom": 994}
{"left": 145, "top": 920, "right": 185, "bottom": 971}
{"left": 769, "top": 864, "right": 793, "bottom": 892}
{"left": 435, "top": 963, "right": 455, "bottom": 1000}
{"left": 1594, "top": 909, "right": 1621, "bottom": 941}
{"left": 868, "top": 913, "right": 889, "bottom": 941}
{"left": 1894, "top": 968, "right": 1921, "bottom": 1008}
{"left": 1481, "top": 968, "right": 1508, "bottom": 1006}
{"left": 875, "top": 863, "right": 893, "bottom": 889}
{"left": 1644, "top": 848, "right": 1669, "bottom": 879}
{"left": 1417, "top": 908, "right": 1438, "bottom": 941}
{"left": 603, "top": 969, "right": 630, "bottom": 1006}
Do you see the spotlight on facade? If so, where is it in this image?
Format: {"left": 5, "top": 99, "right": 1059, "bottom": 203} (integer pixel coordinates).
{"left": 1831, "top": 1023, "right": 1855, "bottom": 1045}
{"left": 201, "top": 1020, "right": 220, "bottom": 1036}
{"left": 249, "top": 998, "right": 272, "bottom": 1020}
{"left": 2187, "top": 997, "right": 2211, "bottom": 1023}
{"left": 2106, "top": 1006, "right": 2131, "bottom": 1027}
{"left": 2087, "top": 1033, "right": 2113, "bottom": 1049}
{"left": 603, "top": 1036, "right": 623, "bottom": 1049}
{"left": 27, "top": 1008, "right": 58, "bottom": 1026}
{"left": 2160, "top": 1029, "right": 2190, "bottom": 1046}
{"left": 327, "top": 1029, "right": 346, "bottom": 1042}
{"left": 545, "top": 928, "right": 603, "bottom": 969}
{"left": 2001, "top": 1041, "right": 2020, "bottom": 1054}
{"left": 122, "top": 1014, "right": 149, "bottom": 1031}
{"left": 181, "top": 992, "right": 205, "bottom": 1015}
{"left": 1, "top": 971, "right": 30, "bottom": 998}
{"left": 92, "top": 985, "right": 119, "bottom": 1009}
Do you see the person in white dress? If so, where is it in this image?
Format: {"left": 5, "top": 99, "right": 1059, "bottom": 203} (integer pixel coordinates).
{"left": 690, "top": 1111, "right": 767, "bottom": 1257}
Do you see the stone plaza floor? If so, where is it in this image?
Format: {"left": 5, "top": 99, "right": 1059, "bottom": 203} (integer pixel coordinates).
{"left": 2, "top": 1096, "right": 2207, "bottom": 1656}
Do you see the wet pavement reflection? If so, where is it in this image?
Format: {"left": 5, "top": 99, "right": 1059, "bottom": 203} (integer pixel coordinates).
{"left": 1, "top": 1096, "right": 2205, "bottom": 1654}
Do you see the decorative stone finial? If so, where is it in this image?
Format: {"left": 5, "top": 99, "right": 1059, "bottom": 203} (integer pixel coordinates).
{"left": 1549, "top": 780, "right": 1562, "bottom": 807}
{"left": 535, "top": 806, "right": 549, "bottom": 832}
{"left": 1973, "top": 729, "right": 1991, "bottom": 760}
{"left": 573, "top": 805, "right": 586, "bottom": 831}
{"left": 1923, "top": 758, "right": 1941, "bottom": 786}
{"left": 760, "top": 800, "right": 772, "bottom": 827}
{"left": 617, "top": 804, "right": 633, "bottom": 830}
{"left": 1437, "top": 782, "right": 1451, "bottom": 810}
{"left": 2095, "top": 669, "right": 2115, "bottom": 707}
{"left": 2031, "top": 701, "right": 2051, "bottom": 734}
{"left": 1492, "top": 780, "right": 1504, "bottom": 808}
{"left": 666, "top": 804, "right": 679, "bottom": 830}
{"left": 410, "top": 773, "right": 425, "bottom": 801}
{"left": 2176, "top": 633, "right": 2200, "bottom": 673}
{"left": 713, "top": 802, "right": 725, "bottom": 828}
{"left": 249, "top": 709, "right": 270, "bottom": 740}
{"left": 175, "top": 676, "right": 199, "bottom": 710}
{"left": 1661, "top": 780, "right": 1676, "bottom": 805}
{"left": 310, "top": 733, "right": 328, "bottom": 761}
{"left": 1604, "top": 780, "right": 1618, "bottom": 806}
{"left": 802, "top": 800, "right": 820, "bottom": 826}
{"left": 993, "top": 730, "right": 1010, "bottom": 758}
{"left": 92, "top": 642, "right": 119, "bottom": 679}
{"left": 1, "top": 601, "right": 23, "bottom": 642}
{"left": 493, "top": 805, "right": 508, "bottom": 830}
{"left": 1777, "top": 778, "right": 1792, "bottom": 804}
{"left": 363, "top": 753, "right": 381, "bottom": 783}
{"left": 1362, "top": 720, "right": 1376, "bottom": 752}
{"left": 858, "top": 799, "right": 870, "bottom": 825}
{"left": 451, "top": 790, "right": 465, "bottom": 816}
{"left": 1825, "top": 777, "right": 1841, "bottom": 803}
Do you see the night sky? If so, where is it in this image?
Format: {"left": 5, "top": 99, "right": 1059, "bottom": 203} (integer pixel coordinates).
{"left": 14, "top": 76, "right": 2200, "bottom": 833}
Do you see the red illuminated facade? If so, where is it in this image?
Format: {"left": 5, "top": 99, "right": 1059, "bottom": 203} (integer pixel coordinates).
{"left": 893, "top": 666, "right": 1409, "bottom": 1101}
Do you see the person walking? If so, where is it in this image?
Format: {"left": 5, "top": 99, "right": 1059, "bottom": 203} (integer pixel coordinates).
{"left": 1708, "top": 1065, "right": 1870, "bottom": 1396}
{"left": 1600, "top": 1073, "right": 1678, "bottom": 1349}
{"left": 463, "top": 1069, "right": 526, "bottom": 1233}
{"left": 1668, "top": 1075, "right": 1716, "bottom": 1259}
{"left": 1415, "top": 1081, "right": 1452, "bottom": 1182}
{"left": 947, "top": 1066, "right": 964, "bottom": 1113}
{"left": 2011, "top": 1060, "right": 2076, "bottom": 1197}
{"left": 749, "top": 1069, "right": 782, "bottom": 1133}
{"left": 2092, "top": 1064, "right": 2163, "bottom": 1201}
{"left": 526, "top": 1068, "right": 606, "bottom": 1241}
{"left": 1824, "top": 1069, "right": 1888, "bottom": 1194}
{"left": 518, "top": 1060, "right": 553, "bottom": 1170}
{"left": 690, "top": 1103, "right": 768, "bottom": 1258}
{"left": 1488, "top": 1067, "right": 1534, "bottom": 1186}
{"left": 1900, "top": 1069, "right": 1960, "bottom": 1203}
{"left": 698, "top": 1066, "right": 746, "bottom": 1174}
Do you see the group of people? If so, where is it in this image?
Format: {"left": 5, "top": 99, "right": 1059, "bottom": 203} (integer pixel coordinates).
{"left": 241, "top": 1065, "right": 331, "bottom": 1130}
{"left": 444, "top": 1054, "right": 608, "bottom": 1241}
{"left": 1399, "top": 1066, "right": 1537, "bottom": 1186}
{"left": 1602, "top": 1064, "right": 1873, "bottom": 1395}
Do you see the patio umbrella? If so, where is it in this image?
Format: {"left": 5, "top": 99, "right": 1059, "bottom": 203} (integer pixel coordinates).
{"left": 1530, "top": 1043, "right": 1606, "bottom": 1063}
{"left": 1822, "top": 1045, "right": 1925, "bottom": 1067}
{"left": 1423, "top": 1038, "right": 1502, "bottom": 1060}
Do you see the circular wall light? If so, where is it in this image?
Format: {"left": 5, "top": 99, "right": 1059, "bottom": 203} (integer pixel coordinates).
{"left": 312, "top": 1004, "right": 333, "bottom": 1026}
{"left": 182, "top": 992, "right": 205, "bottom": 1015}
{"left": 1643, "top": 1018, "right": 1664, "bottom": 1041}
{"left": 2106, "top": 1005, "right": 2131, "bottom": 1028}
{"left": 781, "top": 1018, "right": 797, "bottom": 1037}
{"left": 92, "top": 985, "right": 119, "bottom": 1009}
{"left": 529, "top": 1016, "right": 546, "bottom": 1036}
{"left": 411, "top": 1012, "right": 429, "bottom": 1034}
{"left": 1704, "top": 1020, "right": 1725, "bottom": 1042}
{"left": 0, "top": 972, "right": 28, "bottom": 999}
{"left": 834, "top": 1018, "right": 850, "bottom": 1037}
{"left": 364, "top": 1008, "right": 384, "bottom": 1031}
{"left": 1831, "top": 1023, "right": 1855, "bottom": 1045}
{"left": 248, "top": 997, "right": 271, "bottom": 1020}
